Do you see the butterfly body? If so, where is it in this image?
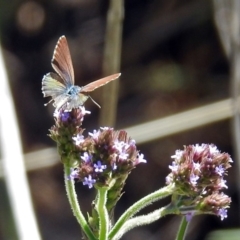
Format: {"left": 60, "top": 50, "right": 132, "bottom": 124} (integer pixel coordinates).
{"left": 67, "top": 85, "right": 81, "bottom": 95}
{"left": 42, "top": 36, "right": 120, "bottom": 110}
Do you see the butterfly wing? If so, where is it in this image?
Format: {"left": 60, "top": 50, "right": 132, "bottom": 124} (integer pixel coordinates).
{"left": 42, "top": 72, "right": 70, "bottom": 109}
{"left": 42, "top": 72, "right": 66, "bottom": 98}
{"left": 51, "top": 36, "right": 75, "bottom": 86}
{"left": 80, "top": 73, "right": 121, "bottom": 93}
{"left": 61, "top": 93, "right": 89, "bottom": 111}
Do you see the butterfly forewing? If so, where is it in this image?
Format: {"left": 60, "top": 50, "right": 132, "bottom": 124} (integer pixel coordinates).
{"left": 51, "top": 36, "right": 75, "bottom": 86}
{"left": 80, "top": 73, "right": 121, "bottom": 93}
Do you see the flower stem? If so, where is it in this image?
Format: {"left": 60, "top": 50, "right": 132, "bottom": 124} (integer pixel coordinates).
{"left": 97, "top": 187, "right": 109, "bottom": 240}
{"left": 64, "top": 164, "right": 96, "bottom": 240}
{"left": 112, "top": 205, "right": 175, "bottom": 240}
{"left": 109, "top": 183, "right": 175, "bottom": 239}
{"left": 175, "top": 217, "right": 189, "bottom": 240}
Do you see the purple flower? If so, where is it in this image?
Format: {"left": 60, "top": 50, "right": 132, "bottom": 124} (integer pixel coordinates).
{"left": 215, "top": 165, "right": 225, "bottom": 176}
{"left": 190, "top": 173, "right": 199, "bottom": 186}
{"left": 171, "top": 150, "right": 183, "bottom": 160}
{"left": 94, "top": 161, "right": 107, "bottom": 172}
{"left": 100, "top": 126, "right": 112, "bottom": 130}
{"left": 54, "top": 110, "right": 70, "bottom": 121}
{"left": 185, "top": 212, "right": 194, "bottom": 222}
{"left": 62, "top": 112, "right": 71, "bottom": 121}
{"left": 113, "top": 140, "right": 131, "bottom": 161}
{"left": 219, "top": 179, "right": 228, "bottom": 189}
{"left": 129, "top": 139, "right": 136, "bottom": 145}
{"left": 165, "top": 175, "right": 171, "bottom": 184}
{"left": 194, "top": 144, "right": 205, "bottom": 154}
{"left": 112, "top": 163, "right": 117, "bottom": 170}
{"left": 169, "top": 161, "right": 179, "bottom": 172}
{"left": 67, "top": 168, "right": 79, "bottom": 180}
{"left": 193, "top": 162, "right": 201, "bottom": 172}
{"left": 83, "top": 175, "right": 96, "bottom": 189}
{"left": 81, "top": 152, "right": 92, "bottom": 163}
{"left": 113, "top": 140, "right": 125, "bottom": 152}
{"left": 197, "top": 192, "right": 231, "bottom": 218}
{"left": 167, "top": 144, "right": 232, "bottom": 190}
{"left": 217, "top": 208, "right": 228, "bottom": 220}
{"left": 80, "top": 106, "right": 91, "bottom": 116}
{"left": 72, "top": 134, "right": 84, "bottom": 145}
{"left": 89, "top": 130, "right": 100, "bottom": 140}
{"left": 137, "top": 153, "right": 147, "bottom": 163}
{"left": 209, "top": 145, "right": 219, "bottom": 155}
{"left": 119, "top": 152, "right": 129, "bottom": 160}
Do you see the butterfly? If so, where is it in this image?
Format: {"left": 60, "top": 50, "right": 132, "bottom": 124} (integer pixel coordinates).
{"left": 42, "top": 35, "right": 121, "bottom": 111}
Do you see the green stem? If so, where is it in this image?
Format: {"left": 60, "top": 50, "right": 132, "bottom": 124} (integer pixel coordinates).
{"left": 112, "top": 205, "right": 175, "bottom": 240}
{"left": 175, "top": 217, "right": 189, "bottom": 240}
{"left": 64, "top": 165, "right": 96, "bottom": 240}
{"left": 109, "top": 183, "right": 175, "bottom": 239}
{"left": 97, "top": 187, "right": 109, "bottom": 240}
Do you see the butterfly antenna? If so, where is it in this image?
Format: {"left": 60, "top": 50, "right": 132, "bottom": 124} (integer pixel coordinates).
{"left": 89, "top": 96, "right": 101, "bottom": 108}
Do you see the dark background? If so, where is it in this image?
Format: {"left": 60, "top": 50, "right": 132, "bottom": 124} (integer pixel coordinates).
{"left": 0, "top": 0, "right": 238, "bottom": 239}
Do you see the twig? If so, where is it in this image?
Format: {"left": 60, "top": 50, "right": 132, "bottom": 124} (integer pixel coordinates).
{"left": 99, "top": 0, "right": 124, "bottom": 126}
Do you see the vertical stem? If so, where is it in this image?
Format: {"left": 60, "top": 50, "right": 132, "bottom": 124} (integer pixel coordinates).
{"left": 99, "top": 0, "right": 124, "bottom": 126}
{"left": 97, "top": 188, "right": 109, "bottom": 240}
{"left": 175, "top": 217, "right": 189, "bottom": 240}
{"left": 229, "top": 0, "right": 240, "bottom": 222}
{"left": 64, "top": 165, "right": 96, "bottom": 240}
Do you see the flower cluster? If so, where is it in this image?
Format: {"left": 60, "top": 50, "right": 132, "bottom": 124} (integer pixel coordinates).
{"left": 71, "top": 127, "right": 146, "bottom": 189}
{"left": 166, "top": 144, "right": 232, "bottom": 220}
{"left": 49, "top": 107, "right": 90, "bottom": 165}
{"left": 49, "top": 106, "right": 146, "bottom": 213}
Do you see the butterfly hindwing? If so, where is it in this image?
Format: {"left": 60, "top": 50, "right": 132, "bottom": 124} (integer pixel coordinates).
{"left": 42, "top": 72, "right": 72, "bottom": 109}
{"left": 42, "top": 72, "right": 67, "bottom": 98}
{"left": 62, "top": 93, "right": 89, "bottom": 111}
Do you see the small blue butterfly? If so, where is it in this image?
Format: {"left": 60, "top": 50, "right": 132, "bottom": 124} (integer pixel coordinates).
{"left": 42, "top": 36, "right": 120, "bottom": 111}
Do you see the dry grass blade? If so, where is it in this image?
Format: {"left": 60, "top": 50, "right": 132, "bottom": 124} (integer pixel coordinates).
{"left": 99, "top": 0, "right": 124, "bottom": 126}
{"left": 0, "top": 46, "right": 41, "bottom": 239}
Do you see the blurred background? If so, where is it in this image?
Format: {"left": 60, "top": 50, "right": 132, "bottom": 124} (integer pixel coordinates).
{"left": 0, "top": 0, "right": 239, "bottom": 239}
